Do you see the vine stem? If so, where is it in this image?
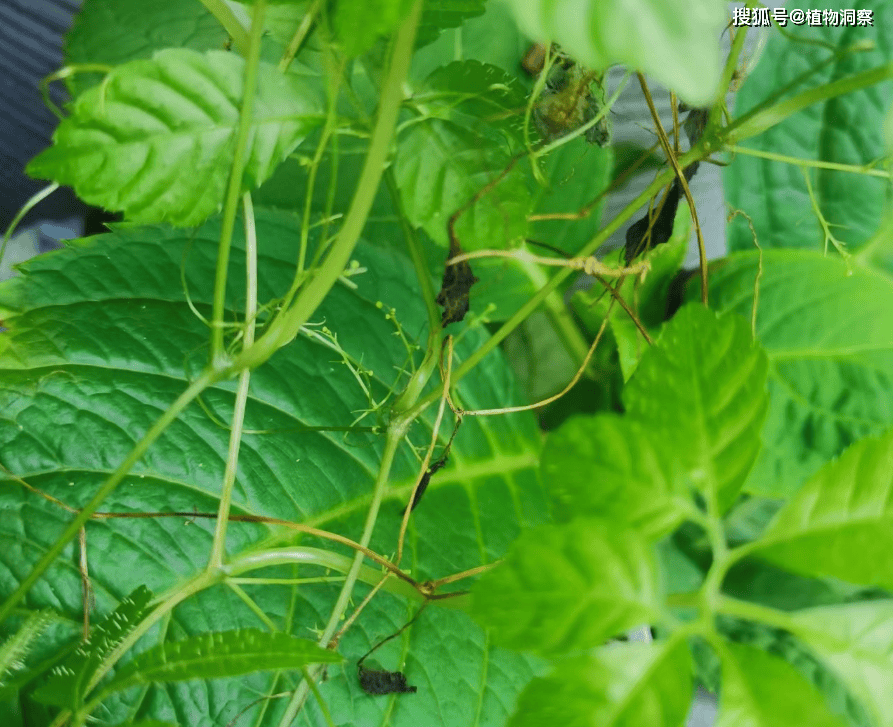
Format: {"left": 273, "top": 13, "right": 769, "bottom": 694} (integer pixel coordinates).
{"left": 725, "top": 62, "right": 893, "bottom": 144}
{"left": 276, "top": 430, "right": 404, "bottom": 726}
{"left": 405, "top": 156, "right": 692, "bottom": 419}
{"left": 230, "top": 0, "right": 421, "bottom": 375}
{"left": 727, "top": 144, "right": 891, "bottom": 179}
{"left": 208, "top": 192, "right": 259, "bottom": 569}
{"left": 210, "top": 0, "right": 266, "bottom": 365}
{"left": 198, "top": 0, "right": 250, "bottom": 55}
{"left": 0, "top": 183, "right": 59, "bottom": 269}
{"left": 271, "top": 5, "right": 424, "bottom": 724}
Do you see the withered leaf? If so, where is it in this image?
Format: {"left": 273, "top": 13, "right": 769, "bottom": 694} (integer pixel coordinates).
{"left": 437, "top": 243, "right": 478, "bottom": 327}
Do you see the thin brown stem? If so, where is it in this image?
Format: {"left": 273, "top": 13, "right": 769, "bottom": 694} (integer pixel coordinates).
{"left": 458, "top": 302, "right": 613, "bottom": 417}
{"left": 637, "top": 73, "right": 708, "bottom": 305}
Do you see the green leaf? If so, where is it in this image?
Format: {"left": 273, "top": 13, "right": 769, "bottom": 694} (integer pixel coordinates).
{"left": 98, "top": 629, "right": 341, "bottom": 698}
{"left": 693, "top": 249, "right": 893, "bottom": 496}
{"left": 501, "top": 0, "right": 727, "bottom": 105}
{"left": 415, "top": 0, "right": 488, "bottom": 49}
{"left": 418, "top": 60, "right": 529, "bottom": 133}
{"left": 411, "top": 1, "right": 529, "bottom": 80}
{"left": 0, "top": 210, "right": 546, "bottom": 726}
{"left": 27, "top": 49, "right": 323, "bottom": 226}
{"left": 334, "top": 0, "right": 415, "bottom": 57}
{"left": 64, "top": 0, "right": 231, "bottom": 96}
{"left": 529, "top": 139, "right": 613, "bottom": 256}
{"left": 541, "top": 413, "right": 690, "bottom": 538}
{"left": 790, "top": 601, "right": 893, "bottom": 727}
{"left": 624, "top": 304, "right": 769, "bottom": 511}
{"left": 716, "top": 642, "right": 846, "bottom": 727}
{"left": 506, "top": 639, "right": 692, "bottom": 727}
{"left": 394, "top": 118, "right": 528, "bottom": 251}
{"left": 470, "top": 519, "right": 663, "bottom": 655}
{"left": 752, "top": 428, "right": 893, "bottom": 590}
{"left": 726, "top": 0, "right": 893, "bottom": 256}
{"left": 31, "top": 586, "right": 153, "bottom": 709}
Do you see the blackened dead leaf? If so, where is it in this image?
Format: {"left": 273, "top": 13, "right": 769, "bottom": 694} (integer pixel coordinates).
{"left": 358, "top": 663, "right": 417, "bottom": 695}
{"left": 408, "top": 457, "right": 447, "bottom": 513}
{"left": 624, "top": 162, "right": 700, "bottom": 264}
{"left": 438, "top": 241, "right": 478, "bottom": 327}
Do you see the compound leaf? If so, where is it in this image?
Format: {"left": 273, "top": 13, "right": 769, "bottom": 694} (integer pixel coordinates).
{"left": 507, "top": 639, "right": 692, "bottom": 727}
{"left": 27, "top": 49, "right": 323, "bottom": 226}
{"left": 470, "top": 519, "right": 663, "bottom": 655}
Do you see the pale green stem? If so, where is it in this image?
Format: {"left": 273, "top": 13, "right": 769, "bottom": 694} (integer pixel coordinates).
{"left": 1, "top": 183, "right": 59, "bottom": 269}
{"left": 724, "top": 62, "right": 893, "bottom": 144}
{"left": 302, "top": 665, "right": 338, "bottom": 727}
{"left": 276, "top": 431, "right": 404, "bottom": 726}
{"left": 279, "top": 0, "right": 321, "bottom": 73}
{"left": 715, "top": 595, "right": 798, "bottom": 632}
{"left": 384, "top": 169, "right": 440, "bottom": 335}
{"left": 0, "top": 370, "right": 216, "bottom": 624}
{"left": 515, "top": 252, "right": 592, "bottom": 370}
{"left": 208, "top": 193, "right": 258, "bottom": 569}
{"left": 227, "top": 0, "right": 420, "bottom": 376}
{"left": 727, "top": 144, "right": 891, "bottom": 179}
{"left": 197, "top": 0, "right": 250, "bottom": 55}
{"left": 210, "top": 0, "right": 266, "bottom": 365}
{"left": 226, "top": 582, "right": 279, "bottom": 631}
{"left": 72, "top": 569, "right": 222, "bottom": 726}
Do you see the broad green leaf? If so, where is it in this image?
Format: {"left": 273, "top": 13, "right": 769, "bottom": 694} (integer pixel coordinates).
{"left": 470, "top": 519, "right": 663, "bottom": 655}
{"left": 394, "top": 119, "right": 529, "bottom": 251}
{"left": 0, "top": 209, "right": 546, "bottom": 726}
{"left": 726, "top": 0, "right": 893, "bottom": 256}
{"left": 411, "top": 0, "right": 530, "bottom": 81}
{"left": 418, "top": 60, "right": 528, "bottom": 133}
{"left": 541, "top": 413, "right": 690, "bottom": 538}
{"left": 506, "top": 639, "right": 692, "bottom": 727}
{"left": 27, "top": 49, "right": 323, "bottom": 226}
{"left": 790, "top": 601, "right": 893, "bottom": 727}
{"left": 624, "top": 304, "right": 769, "bottom": 511}
{"left": 716, "top": 643, "right": 845, "bottom": 727}
{"left": 692, "top": 249, "right": 893, "bottom": 496}
{"left": 334, "top": 0, "right": 415, "bottom": 57}
{"left": 65, "top": 0, "right": 231, "bottom": 96}
{"left": 529, "top": 138, "right": 613, "bottom": 256}
{"left": 500, "top": 0, "right": 727, "bottom": 106}
{"left": 415, "top": 0, "right": 488, "bottom": 49}
{"left": 99, "top": 629, "right": 341, "bottom": 698}
{"left": 32, "top": 586, "right": 153, "bottom": 709}
{"left": 752, "top": 428, "right": 893, "bottom": 591}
